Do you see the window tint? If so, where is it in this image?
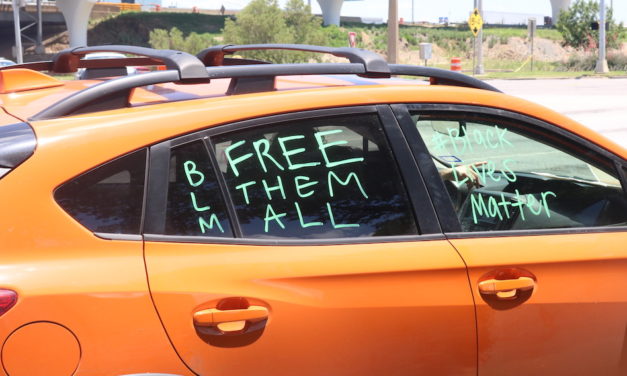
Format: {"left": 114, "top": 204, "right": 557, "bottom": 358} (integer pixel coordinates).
{"left": 414, "top": 112, "right": 627, "bottom": 232}
{"left": 164, "top": 141, "right": 233, "bottom": 237}
{"left": 55, "top": 149, "right": 147, "bottom": 234}
{"left": 213, "top": 114, "right": 418, "bottom": 238}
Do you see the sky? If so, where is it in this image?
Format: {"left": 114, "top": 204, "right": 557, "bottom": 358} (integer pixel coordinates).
{"left": 160, "top": 0, "right": 627, "bottom": 24}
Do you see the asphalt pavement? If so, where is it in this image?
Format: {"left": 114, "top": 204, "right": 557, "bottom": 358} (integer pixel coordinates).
{"left": 487, "top": 78, "right": 627, "bottom": 149}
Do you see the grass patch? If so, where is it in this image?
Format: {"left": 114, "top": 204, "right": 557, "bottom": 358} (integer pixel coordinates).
{"left": 482, "top": 26, "right": 562, "bottom": 41}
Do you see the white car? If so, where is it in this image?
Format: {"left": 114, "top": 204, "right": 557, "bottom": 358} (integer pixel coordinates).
{"left": 76, "top": 52, "right": 137, "bottom": 79}
{"left": 0, "top": 58, "right": 16, "bottom": 67}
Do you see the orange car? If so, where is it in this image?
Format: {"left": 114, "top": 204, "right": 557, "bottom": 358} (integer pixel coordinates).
{"left": 1, "top": 44, "right": 626, "bottom": 376}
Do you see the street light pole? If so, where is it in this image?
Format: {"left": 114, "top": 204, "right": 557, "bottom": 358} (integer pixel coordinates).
{"left": 412, "top": 0, "right": 414, "bottom": 25}
{"left": 595, "top": 0, "right": 609, "bottom": 73}
{"left": 12, "top": 0, "right": 23, "bottom": 64}
{"left": 388, "top": 0, "right": 399, "bottom": 63}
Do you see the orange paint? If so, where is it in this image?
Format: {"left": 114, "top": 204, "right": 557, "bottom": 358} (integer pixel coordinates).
{"left": 0, "top": 69, "right": 63, "bottom": 94}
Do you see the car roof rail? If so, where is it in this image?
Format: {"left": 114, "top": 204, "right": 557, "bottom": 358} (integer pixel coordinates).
{"left": 389, "top": 65, "right": 501, "bottom": 92}
{"left": 197, "top": 44, "right": 391, "bottom": 78}
{"left": 1, "top": 45, "right": 209, "bottom": 82}
{"left": 31, "top": 70, "right": 181, "bottom": 120}
{"left": 30, "top": 62, "right": 372, "bottom": 120}
{"left": 27, "top": 45, "right": 501, "bottom": 121}
{"left": 194, "top": 44, "right": 499, "bottom": 95}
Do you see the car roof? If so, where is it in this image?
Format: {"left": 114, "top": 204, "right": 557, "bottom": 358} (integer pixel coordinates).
{"left": 0, "top": 44, "right": 499, "bottom": 120}
{"left": 0, "top": 44, "right": 624, "bottom": 159}
{"left": 0, "top": 74, "right": 415, "bottom": 120}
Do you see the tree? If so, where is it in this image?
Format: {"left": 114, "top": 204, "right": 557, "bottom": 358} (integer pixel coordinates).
{"left": 149, "top": 27, "right": 217, "bottom": 55}
{"left": 556, "top": 0, "right": 625, "bottom": 50}
{"left": 223, "top": 0, "right": 328, "bottom": 63}
{"left": 285, "top": 0, "right": 326, "bottom": 46}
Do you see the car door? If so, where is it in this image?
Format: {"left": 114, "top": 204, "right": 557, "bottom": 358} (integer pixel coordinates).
{"left": 396, "top": 103, "right": 627, "bottom": 376}
{"left": 143, "top": 106, "right": 477, "bottom": 375}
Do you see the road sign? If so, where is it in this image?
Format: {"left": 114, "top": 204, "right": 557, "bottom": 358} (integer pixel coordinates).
{"left": 468, "top": 8, "right": 483, "bottom": 37}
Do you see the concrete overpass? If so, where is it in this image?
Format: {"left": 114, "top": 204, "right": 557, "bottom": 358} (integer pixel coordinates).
{"left": 2, "top": 0, "right": 575, "bottom": 62}
{"left": 1, "top": 0, "right": 142, "bottom": 62}
{"left": 0, "top": 1, "right": 65, "bottom": 23}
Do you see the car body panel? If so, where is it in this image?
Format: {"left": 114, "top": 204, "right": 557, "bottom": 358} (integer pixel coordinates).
{"left": 450, "top": 232, "right": 627, "bottom": 375}
{"left": 0, "top": 108, "right": 20, "bottom": 124}
{"left": 145, "top": 240, "right": 477, "bottom": 375}
{"left": 0, "top": 130, "right": 190, "bottom": 375}
{"left": 0, "top": 69, "right": 63, "bottom": 95}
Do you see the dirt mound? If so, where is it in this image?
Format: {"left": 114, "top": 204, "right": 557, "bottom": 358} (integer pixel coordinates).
{"left": 397, "top": 36, "right": 579, "bottom": 65}
{"left": 484, "top": 37, "right": 574, "bottom": 62}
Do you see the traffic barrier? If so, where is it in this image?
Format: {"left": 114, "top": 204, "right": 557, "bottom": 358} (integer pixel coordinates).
{"left": 451, "top": 57, "right": 462, "bottom": 72}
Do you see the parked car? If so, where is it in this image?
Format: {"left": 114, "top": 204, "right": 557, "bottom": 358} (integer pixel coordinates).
{"left": 0, "top": 58, "right": 15, "bottom": 68}
{"left": 1, "top": 44, "right": 626, "bottom": 376}
{"left": 75, "top": 51, "right": 138, "bottom": 79}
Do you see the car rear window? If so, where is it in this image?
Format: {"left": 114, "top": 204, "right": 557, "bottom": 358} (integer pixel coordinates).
{"left": 55, "top": 149, "right": 147, "bottom": 234}
{"left": 212, "top": 114, "right": 418, "bottom": 239}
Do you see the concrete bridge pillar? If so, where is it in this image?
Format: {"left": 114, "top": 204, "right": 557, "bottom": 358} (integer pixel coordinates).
{"left": 56, "top": 0, "right": 96, "bottom": 47}
{"left": 317, "top": 0, "right": 343, "bottom": 26}
{"left": 550, "top": 0, "right": 571, "bottom": 23}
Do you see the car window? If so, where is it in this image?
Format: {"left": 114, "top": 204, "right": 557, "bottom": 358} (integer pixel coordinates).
{"left": 413, "top": 111, "right": 627, "bottom": 232}
{"left": 164, "top": 140, "right": 233, "bottom": 237}
{"left": 55, "top": 149, "right": 147, "bottom": 234}
{"left": 212, "top": 113, "right": 418, "bottom": 238}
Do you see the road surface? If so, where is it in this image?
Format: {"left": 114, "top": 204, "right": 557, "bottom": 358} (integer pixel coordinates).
{"left": 487, "top": 78, "right": 627, "bottom": 149}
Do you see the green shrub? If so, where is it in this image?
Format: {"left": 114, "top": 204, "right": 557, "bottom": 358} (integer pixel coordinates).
{"left": 608, "top": 53, "right": 627, "bottom": 70}
{"left": 148, "top": 27, "right": 217, "bottom": 55}
{"left": 559, "top": 53, "right": 627, "bottom": 71}
{"left": 556, "top": 0, "right": 624, "bottom": 50}
{"left": 222, "top": 0, "right": 328, "bottom": 63}
{"left": 322, "top": 25, "right": 352, "bottom": 47}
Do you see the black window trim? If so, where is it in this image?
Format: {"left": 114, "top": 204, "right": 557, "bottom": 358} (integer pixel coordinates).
{"left": 144, "top": 137, "right": 239, "bottom": 238}
{"left": 143, "top": 233, "right": 446, "bottom": 246}
{"left": 204, "top": 137, "right": 243, "bottom": 238}
{"left": 392, "top": 104, "right": 461, "bottom": 233}
{"left": 143, "top": 105, "right": 445, "bottom": 245}
{"left": 377, "top": 105, "right": 441, "bottom": 234}
{"left": 616, "top": 160, "right": 627, "bottom": 194}
{"left": 143, "top": 140, "right": 171, "bottom": 235}
{"left": 396, "top": 103, "right": 627, "bottom": 239}
{"left": 95, "top": 233, "right": 143, "bottom": 241}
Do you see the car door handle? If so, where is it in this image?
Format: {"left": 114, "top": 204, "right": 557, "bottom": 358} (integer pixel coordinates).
{"left": 193, "top": 306, "right": 269, "bottom": 332}
{"left": 478, "top": 276, "right": 535, "bottom": 299}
